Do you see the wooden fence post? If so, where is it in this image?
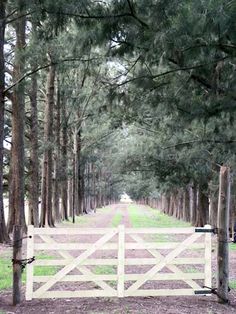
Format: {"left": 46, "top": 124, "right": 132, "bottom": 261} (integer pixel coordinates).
{"left": 13, "top": 225, "right": 23, "bottom": 305}
{"left": 26, "top": 225, "right": 34, "bottom": 301}
{"left": 217, "top": 166, "right": 230, "bottom": 303}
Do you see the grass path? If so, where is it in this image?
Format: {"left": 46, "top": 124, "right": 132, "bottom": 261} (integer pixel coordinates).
{"left": 127, "top": 204, "right": 191, "bottom": 228}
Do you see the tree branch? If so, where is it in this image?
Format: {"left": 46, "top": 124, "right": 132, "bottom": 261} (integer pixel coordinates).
{"left": 162, "top": 139, "right": 236, "bottom": 150}
{"left": 114, "top": 56, "right": 229, "bottom": 87}
{"left": 4, "top": 57, "right": 100, "bottom": 94}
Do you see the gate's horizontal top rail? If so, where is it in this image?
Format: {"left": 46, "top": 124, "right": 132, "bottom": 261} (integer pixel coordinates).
{"left": 34, "top": 242, "right": 205, "bottom": 251}
{"left": 32, "top": 226, "right": 207, "bottom": 235}
{"left": 33, "top": 228, "right": 118, "bottom": 235}
{"left": 126, "top": 228, "right": 196, "bottom": 234}
{"left": 34, "top": 257, "right": 206, "bottom": 266}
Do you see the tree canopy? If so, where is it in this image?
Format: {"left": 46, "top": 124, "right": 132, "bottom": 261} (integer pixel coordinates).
{"left": 0, "top": 0, "right": 236, "bottom": 241}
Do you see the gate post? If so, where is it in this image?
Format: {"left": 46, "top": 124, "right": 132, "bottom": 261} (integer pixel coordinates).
{"left": 13, "top": 225, "right": 23, "bottom": 305}
{"left": 217, "top": 166, "right": 230, "bottom": 303}
{"left": 117, "top": 225, "right": 125, "bottom": 297}
{"left": 204, "top": 224, "right": 212, "bottom": 288}
{"left": 26, "top": 225, "right": 34, "bottom": 301}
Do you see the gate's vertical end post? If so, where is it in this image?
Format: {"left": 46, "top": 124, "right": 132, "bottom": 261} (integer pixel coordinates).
{"left": 13, "top": 225, "right": 23, "bottom": 305}
{"left": 25, "top": 225, "right": 34, "bottom": 301}
{"left": 204, "top": 224, "right": 212, "bottom": 290}
{"left": 217, "top": 166, "right": 230, "bottom": 303}
{"left": 117, "top": 225, "right": 125, "bottom": 298}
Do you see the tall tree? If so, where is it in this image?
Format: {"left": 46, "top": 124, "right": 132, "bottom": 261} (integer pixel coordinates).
{"left": 52, "top": 76, "right": 62, "bottom": 222}
{"left": 40, "top": 62, "right": 56, "bottom": 227}
{"left": 28, "top": 69, "right": 39, "bottom": 226}
{"left": 7, "top": 0, "right": 26, "bottom": 233}
{"left": 0, "top": 0, "right": 9, "bottom": 242}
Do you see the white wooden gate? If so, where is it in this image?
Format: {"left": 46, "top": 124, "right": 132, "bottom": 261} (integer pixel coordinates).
{"left": 26, "top": 224, "right": 213, "bottom": 300}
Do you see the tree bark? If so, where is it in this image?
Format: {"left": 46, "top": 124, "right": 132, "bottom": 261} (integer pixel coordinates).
{"left": 28, "top": 70, "right": 39, "bottom": 227}
{"left": 80, "top": 164, "right": 85, "bottom": 213}
{"left": 52, "top": 77, "right": 61, "bottom": 222}
{"left": 209, "top": 192, "right": 218, "bottom": 228}
{"left": 183, "top": 187, "right": 190, "bottom": 222}
{"left": 40, "top": 64, "right": 56, "bottom": 227}
{"left": 72, "top": 127, "right": 79, "bottom": 219}
{"left": 77, "top": 129, "right": 83, "bottom": 215}
{"left": 68, "top": 178, "right": 73, "bottom": 218}
{"left": 60, "top": 94, "right": 68, "bottom": 220}
{"left": 8, "top": 2, "right": 26, "bottom": 233}
{"left": 0, "top": 0, "right": 9, "bottom": 242}
{"left": 191, "top": 183, "right": 197, "bottom": 225}
{"left": 197, "top": 185, "right": 209, "bottom": 226}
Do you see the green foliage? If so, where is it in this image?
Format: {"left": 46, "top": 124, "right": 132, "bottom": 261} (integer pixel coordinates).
{"left": 4, "top": 0, "right": 236, "bottom": 234}
{"left": 98, "top": 0, "right": 236, "bottom": 201}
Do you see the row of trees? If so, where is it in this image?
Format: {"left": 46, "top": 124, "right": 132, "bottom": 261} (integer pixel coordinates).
{"left": 1, "top": 0, "right": 236, "bottom": 243}
{"left": 104, "top": 0, "right": 236, "bottom": 231}
{"left": 0, "top": 0, "right": 127, "bottom": 242}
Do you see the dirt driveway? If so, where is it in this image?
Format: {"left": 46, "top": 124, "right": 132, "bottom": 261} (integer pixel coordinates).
{"left": 0, "top": 204, "right": 236, "bottom": 314}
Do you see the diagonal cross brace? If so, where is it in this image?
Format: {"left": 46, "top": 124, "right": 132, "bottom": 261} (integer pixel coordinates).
{"left": 34, "top": 229, "right": 117, "bottom": 298}
{"left": 38, "top": 234, "right": 116, "bottom": 293}
{"left": 127, "top": 232, "right": 202, "bottom": 293}
{"left": 130, "top": 234, "right": 202, "bottom": 290}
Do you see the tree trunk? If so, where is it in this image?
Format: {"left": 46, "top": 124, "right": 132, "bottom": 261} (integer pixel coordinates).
{"left": 60, "top": 94, "right": 68, "bottom": 220}
{"left": 8, "top": 2, "right": 26, "bottom": 233}
{"left": 191, "top": 184, "right": 197, "bottom": 225}
{"left": 72, "top": 128, "right": 79, "bottom": 219}
{"left": 28, "top": 70, "right": 39, "bottom": 227}
{"left": 77, "top": 127, "right": 83, "bottom": 215}
{"left": 80, "top": 165, "right": 85, "bottom": 213}
{"left": 92, "top": 163, "right": 96, "bottom": 211}
{"left": 0, "top": 0, "right": 9, "bottom": 242}
{"left": 177, "top": 190, "right": 183, "bottom": 220}
{"left": 209, "top": 192, "right": 218, "bottom": 228}
{"left": 196, "top": 185, "right": 209, "bottom": 226}
{"left": 183, "top": 187, "right": 190, "bottom": 222}
{"left": 168, "top": 194, "right": 174, "bottom": 216}
{"left": 68, "top": 178, "right": 73, "bottom": 218}
{"left": 52, "top": 77, "right": 61, "bottom": 222}
{"left": 40, "top": 64, "right": 56, "bottom": 227}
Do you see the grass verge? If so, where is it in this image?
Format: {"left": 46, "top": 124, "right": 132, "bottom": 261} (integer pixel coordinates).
{"left": 93, "top": 265, "right": 117, "bottom": 287}
{"left": 127, "top": 204, "right": 191, "bottom": 228}
{"left": 229, "top": 280, "right": 236, "bottom": 289}
{"left": 63, "top": 215, "right": 89, "bottom": 225}
{"left": 111, "top": 211, "right": 122, "bottom": 227}
{"left": 0, "top": 254, "right": 58, "bottom": 291}
{"left": 229, "top": 243, "right": 236, "bottom": 251}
